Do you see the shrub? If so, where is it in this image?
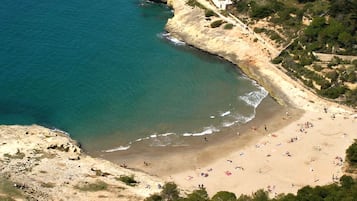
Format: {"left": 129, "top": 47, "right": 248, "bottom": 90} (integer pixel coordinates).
{"left": 254, "top": 27, "right": 266, "bottom": 33}
{"left": 312, "top": 64, "right": 323, "bottom": 71}
{"left": 205, "top": 9, "right": 216, "bottom": 17}
{"left": 144, "top": 194, "right": 163, "bottom": 201}
{"left": 186, "top": 189, "right": 209, "bottom": 201}
{"left": 210, "top": 20, "right": 224, "bottom": 28}
{"left": 340, "top": 175, "right": 355, "bottom": 189}
{"left": 346, "top": 140, "right": 357, "bottom": 166}
{"left": 224, "top": 23, "right": 234, "bottom": 30}
{"left": 116, "top": 175, "right": 138, "bottom": 186}
{"left": 318, "top": 85, "right": 346, "bottom": 99}
{"left": 211, "top": 191, "right": 237, "bottom": 201}
{"left": 325, "top": 70, "right": 339, "bottom": 82}
{"left": 161, "top": 182, "right": 180, "bottom": 201}
{"left": 272, "top": 57, "right": 283, "bottom": 64}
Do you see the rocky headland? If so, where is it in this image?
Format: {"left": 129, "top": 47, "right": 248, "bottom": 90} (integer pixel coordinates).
{"left": 0, "top": 125, "right": 163, "bottom": 200}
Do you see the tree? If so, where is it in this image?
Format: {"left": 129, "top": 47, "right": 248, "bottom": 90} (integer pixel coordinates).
{"left": 340, "top": 175, "right": 355, "bottom": 189}
{"left": 161, "top": 182, "right": 180, "bottom": 201}
{"left": 346, "top": 140, "right": 357, "bottom": 165}
{"left": 184, "top": 189, "right": 209, "bottom": 201}
{"left": 252, "top": 189, "right": 269, "bottom": 201}
{"left": 145, "top": 194, "right": 163, "bottom": 201}
{"left": 212, "top": 191, "right": 237, "bottom": 201}
{"left": 338, "top": 32, "right": 353, "bottom": 47}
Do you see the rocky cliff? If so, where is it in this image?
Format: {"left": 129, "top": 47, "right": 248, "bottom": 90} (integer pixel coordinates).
{"left": 0, "top": 125, "right": 163, "bottom": 200}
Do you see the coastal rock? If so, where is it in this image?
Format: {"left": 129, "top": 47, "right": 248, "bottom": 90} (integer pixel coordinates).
{"left": 0, "top": 125, "right": 164, "bottom": 200}
{"left": 166, "top": 0, "right": 353, "bottom": 114}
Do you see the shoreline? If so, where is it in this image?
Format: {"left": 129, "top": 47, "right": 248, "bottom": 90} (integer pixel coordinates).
{"left": 97, "top": 95, "right": 297, "bottom": 176}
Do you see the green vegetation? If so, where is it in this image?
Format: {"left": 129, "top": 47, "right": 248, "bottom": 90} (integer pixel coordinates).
{"left": 210, "top": 20, "right": 224, "bottom": 28}
{"left": 346, "top": 140, "right": 357, "bottom": 167}
{"left": 146, "top": 176, "right": 357, "bottom": 201}
{"left": 0, "top": 177, "right": 24, "bottom": 200}
{"left": 224, "top": 23, "right": 234, "bottom": 30}
{"left": 186, "top": 0, "right": 205, "bottom": 9}
{"left": 211, "top": 191, "right": 237, "bottom": 201}
{"left": 75, "top": 180, "right": 108, "bottom": 192}
{"left": 231, "top": 0, "right": 303, "bottom": 38}
{"left": 205, "top": 9, "right": 216, "bottom": 17}
{"left": 116, "top": 175, "right": 138, "bottom": 186}
{"left": 145, "top": 182, "right": 180, "bottom": 201}
{"left": 228, "top": 0, "right": 356, "bottom": 105}
{"left": 3, "top": 150, "right": 25, "bottom": 159}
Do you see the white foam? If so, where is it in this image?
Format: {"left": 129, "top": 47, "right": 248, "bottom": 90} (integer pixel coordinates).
{"left": 210, "top": 115, "right": 215, "bottom": 119}
{"left": 239, "top": 87, "right": 268, "bottom": 108}
{"left": 222, "top": 121, "right": 235, "bottom": 127}
{"left": 150, "top": 134, "right": 157, "bottom": 138}
{"left": 51, "top": 128, "right": 70, "bottom": 136}
{"left": 235, "top": 113, "right": 255, "bottom": 124}
{"left": 183, "top": 126, "right": 220, "bottom": 137}
{"left": 159, "top": 32, "right": 186, "bottom": 46}
{"left": 160, "top": 132, "right": 175, "bottom": 137}
{"left": 103, "top": 145, "right": 131, "bottom": 152}
{"left": 220, "top": 111, "right": 231, "bottom": 117}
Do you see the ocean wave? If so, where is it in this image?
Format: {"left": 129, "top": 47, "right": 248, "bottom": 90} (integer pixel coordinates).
{"left": 239, "top": 87, "right": 268, "bottom": 108}
{"left": 220, "top": 111, "right": 231, "bottom": 117}
{"left": 183, "top": 126, "right": 220, "bottom": 137}
{"left": 222, "top": 121, "right": 235, "bottom": 127}
{"left": 158, "top": 32, "right": 186, "bottom": 46}
{"left": 103, "top": 145, "right": 131, "bottom": 152}
{"left": 234, "top": 113, "right": 255, "bottom": 124}
{"left": 50, "top": 127, "right": 70, "bottom": 136}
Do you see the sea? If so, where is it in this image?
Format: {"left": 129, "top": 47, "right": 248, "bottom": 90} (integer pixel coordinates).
{"left": 0, "top": 0, "right": 268, "bottom": 153}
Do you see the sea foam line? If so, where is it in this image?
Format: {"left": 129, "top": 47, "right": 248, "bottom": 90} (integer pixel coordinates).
{"left": 239, "top": 85, "right": 268, "bottom": 108}
{"left": 104, "top": 145, "right": 131, "bottom": 153}
{"left": 183, "top": 126, "right": 220, "bottom": 137}
{"left": 158, "top": 32, "right": 186, "bottom": 46}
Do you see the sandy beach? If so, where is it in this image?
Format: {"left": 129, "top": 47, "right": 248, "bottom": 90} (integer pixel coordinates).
{"left": 167, "top": 110, "right": 356, "bottom": 197}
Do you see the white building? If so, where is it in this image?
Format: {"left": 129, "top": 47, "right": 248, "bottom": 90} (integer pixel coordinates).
{"left": 212, "top": 0, "right": 233, "bottom": 10}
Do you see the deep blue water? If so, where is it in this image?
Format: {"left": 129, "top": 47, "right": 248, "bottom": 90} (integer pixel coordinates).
{"left": 0, "top": 0, "right": 267, "bottom": 151}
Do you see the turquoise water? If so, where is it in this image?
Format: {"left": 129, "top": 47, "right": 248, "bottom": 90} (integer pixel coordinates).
{"left": 0, "top": 0, "right": 267, "bottom": 151}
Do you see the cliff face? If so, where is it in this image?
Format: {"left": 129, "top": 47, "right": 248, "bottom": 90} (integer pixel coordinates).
{"left": 165, "top": 0, "right": 288, "bottom": 104}
{"left": 0, "top": 125, "right": 163, "bottom": 201}
{"left": 165, "top": 0, "right": 352, "bottom": 114}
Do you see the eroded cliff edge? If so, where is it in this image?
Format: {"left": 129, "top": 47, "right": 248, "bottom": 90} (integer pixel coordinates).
{"left": 165, "top": 0, "right": 352, "bottom": 114}
{"left": 0, "top": 125, "right": 163, "bottom": 200}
